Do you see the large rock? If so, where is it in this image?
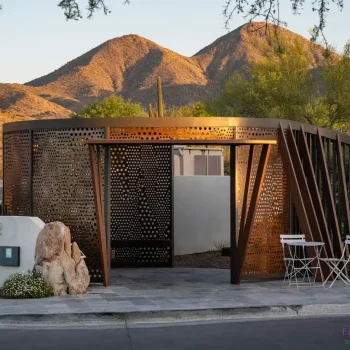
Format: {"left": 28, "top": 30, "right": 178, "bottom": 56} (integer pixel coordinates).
{"left": 34, "top": 222, "right": 90, "bottom": 296}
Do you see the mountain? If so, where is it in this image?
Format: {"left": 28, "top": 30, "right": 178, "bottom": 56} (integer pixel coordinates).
{"left": 0, "top": 22, "right": 327, "bottom": 120}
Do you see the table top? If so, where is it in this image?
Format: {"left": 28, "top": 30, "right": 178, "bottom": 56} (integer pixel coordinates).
{"left": 287, "top": 241, "right": 324, "bottom": 247}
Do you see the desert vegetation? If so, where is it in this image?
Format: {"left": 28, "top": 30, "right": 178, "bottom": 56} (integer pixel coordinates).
{"left": 71, "top": 95, "right": 146, "bottom": 118}
{"left": 1, "top": 271, "right": 53, "bottom": 299}
{"left": 205, "top": 39, "right": 350, "bottom": 133}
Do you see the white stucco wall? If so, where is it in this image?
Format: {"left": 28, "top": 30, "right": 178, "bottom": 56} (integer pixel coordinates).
{"left": 173, "top": 148, "right": 224, "bottom": 175}
{"left": 174, "top": 176, "right": 230, "bottom": 255}
{"left": 0, "top": 216, "right": 45, "bottom": 287}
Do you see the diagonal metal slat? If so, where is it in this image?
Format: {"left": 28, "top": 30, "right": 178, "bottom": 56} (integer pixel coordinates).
{"left": 238, "top": 145, "right": 255, "bottom": 239}
{"left": 286, "top": 125, "right": 324, "bottom": 250}
{"left": 278, "top": 124, "right": 313, "bottom": 242}
{"left": 234, "top": 144, "right": 271, "bottom": 284}
{"left": 336, "top": 133, "right": 350, "bottom": 237}
{"left": 299, "top": 126, "right": 334, "bottom": 258}
{"left": 316, "top": 130, "right": 343, "bottom": 257}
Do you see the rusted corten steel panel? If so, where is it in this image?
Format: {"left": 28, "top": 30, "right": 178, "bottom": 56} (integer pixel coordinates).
{"left": 234, "top": 144, "right": 272, "bottom": 283}
{"left": 88, "top": 144, "right": 109, "bottom": 286}
{"left": 109, "top": 126, "right": 235, "bottom": 269}
{"left": 236, "top": 128, "right": 288, "bottom": 278}
{"left": 31, "top": 128, "right": 105, "bottom": 283}
{"left": 3, "top": 131, "right": 31, "bottom": 216}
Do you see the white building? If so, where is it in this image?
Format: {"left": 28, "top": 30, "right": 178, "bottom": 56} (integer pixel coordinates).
{"left": 173, "top": 146, "right": 224, "bottom": 176}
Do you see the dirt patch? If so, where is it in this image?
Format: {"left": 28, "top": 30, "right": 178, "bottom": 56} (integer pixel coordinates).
{"left": 174, "top": 251, "right": 229, "bottom": 269}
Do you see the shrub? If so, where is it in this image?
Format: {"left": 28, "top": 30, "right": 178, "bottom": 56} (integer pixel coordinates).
{"left": 71, "top": 95, "right": 146, "bottom": 118}
{"left": 2, "top": 271, "right": 53, "bottom": 299}
{"left": 164, "top": 102, "right": 209, "bottom": 117}
{"left": 213, "top": 240, "right": 230, "bottom": 251}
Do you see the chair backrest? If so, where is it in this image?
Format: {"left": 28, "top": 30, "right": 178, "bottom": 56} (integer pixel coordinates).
{"left": 280, "top": 234, "right": 305, "bottom": 244}
{"left": 280, "top": 234, "right": 305, "bottom": 259}
{"left": 338, "top": 236, "right": 350, "bottom": 261}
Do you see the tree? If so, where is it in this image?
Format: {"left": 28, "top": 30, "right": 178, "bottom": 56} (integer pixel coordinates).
{"left": 71, "top": 95, "right": 146, "bottom": 118}
{"left": 0, "top": 1, "right": 345, "bottom": 44}
{"left": 206, "top": 39, "right": 350, "bottom": 131}
{"left": 318, "top": 41, "right": 350, "bottom": 132}
{"left": 164, "top": 102, "right": 209, "bottom": 117}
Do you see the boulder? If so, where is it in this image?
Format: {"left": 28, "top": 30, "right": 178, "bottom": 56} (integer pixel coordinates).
{"left": 34, "top": 222, "right": 90, "bottom": 296}
{"left": 34, "top": 222, "right": 66, "bottom": 264}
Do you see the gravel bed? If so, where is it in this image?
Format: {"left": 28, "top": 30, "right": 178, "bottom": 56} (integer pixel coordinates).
{"left": 174, "top": 251, "right": 229, "bottom": 269}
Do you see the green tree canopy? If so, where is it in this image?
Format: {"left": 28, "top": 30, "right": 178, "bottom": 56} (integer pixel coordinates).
{"left": 164, "top": 102, "right": 209, "bottom": 117}
{"left": 206, "top": 39, "right": 350, "bottom": 132}
{"left": 71, "top": 95, "right": 146, "bottom": 118}
{"left": 320, "top": 42, "right": 350, "bottom": 132}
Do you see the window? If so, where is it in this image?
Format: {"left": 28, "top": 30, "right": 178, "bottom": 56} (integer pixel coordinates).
{"left": 208, "top": 155, "right": 221, "bottom": 175}
{"left": 194, "top": 155, "right": 207, "bottom": 175}
{"left": 194, "top": 155, "right": 222, "bottom": 175}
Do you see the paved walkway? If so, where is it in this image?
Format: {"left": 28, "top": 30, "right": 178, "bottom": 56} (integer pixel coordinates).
{"left": 1, "top": 268, "right": 350, "bottom": 318}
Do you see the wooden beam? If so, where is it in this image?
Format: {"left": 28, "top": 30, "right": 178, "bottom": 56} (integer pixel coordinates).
{"left": 233, "top": 144, "right": 271, "bottom": 284}
{"left": 299, "top": 126, "right": 334, "bottom": 258}
{"left": 88, "top": 144, "right": 110, "bottom": 287}
{"left": 336, "top": 133, "right": 350, "bottom": 237}
{"left": 316, "top": 130, "right": 343, "bottom": 257}
{"left": 239, "top": 145, "right": 254, "bottom": 238}
{"left": 278, "top": 124, "right": 313, "bottom": 242}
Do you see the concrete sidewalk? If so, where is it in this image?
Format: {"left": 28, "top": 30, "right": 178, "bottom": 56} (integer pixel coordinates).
{"left": 1, "top": 268, "right": 350, "bottom": 324}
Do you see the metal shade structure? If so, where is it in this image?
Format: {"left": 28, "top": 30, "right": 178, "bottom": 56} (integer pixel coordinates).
{"left": 3, "top": 117, "right": 350, "bottom": 285}
{"left": 86, "top": 139, "right": 276, "bottom": 286}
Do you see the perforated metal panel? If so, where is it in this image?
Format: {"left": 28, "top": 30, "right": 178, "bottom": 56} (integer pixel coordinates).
{"left": 110, "top": 126, "right": 235, "bottom": 140}
{"left": 236, "top": 127, "right": 288, "bottom": 278}
{"left": 3, "top": 131, "right": 31, "bottom": 215}
{"left": 110, "top": 144, "right": 172, "bottom": 267}
{"left": 109, "top": 126, "right": 235, "bottom": 267}
{"left": 110, "top": 125, "right": 288, "bottom": 276}
{"left": 32, "top": 128, "right": 105, "bottom": 282}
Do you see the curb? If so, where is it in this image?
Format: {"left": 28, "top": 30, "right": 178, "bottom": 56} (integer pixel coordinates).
{"left": 1, "top": 304, "right": 350, "bottom": 326}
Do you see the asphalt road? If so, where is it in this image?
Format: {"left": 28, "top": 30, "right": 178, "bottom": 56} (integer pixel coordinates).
{"left": 1, "top": 316, "right": 350, "bottom": 350}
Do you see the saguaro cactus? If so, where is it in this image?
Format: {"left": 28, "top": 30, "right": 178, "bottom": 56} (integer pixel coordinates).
{"left": 157, "top": 76, "right": 164, "bottom": 117}
{"left": 148, "top": 104, "right": 154, "bottom": 117}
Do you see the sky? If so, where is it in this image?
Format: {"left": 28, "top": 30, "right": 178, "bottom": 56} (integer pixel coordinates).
{"left": 0, "top": 0, "right": 349, "bottom": 84}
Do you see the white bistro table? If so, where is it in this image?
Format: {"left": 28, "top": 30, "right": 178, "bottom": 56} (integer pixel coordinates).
{"left": 286, "top": 241, "right": 324, "bottom": 288}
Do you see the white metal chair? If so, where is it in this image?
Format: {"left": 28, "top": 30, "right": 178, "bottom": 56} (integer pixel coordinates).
{"left": 321, "top": 235, "right": 350, "bottom": 288}
{"left": 280, "top": 234, "right": 306, "bottom": 283}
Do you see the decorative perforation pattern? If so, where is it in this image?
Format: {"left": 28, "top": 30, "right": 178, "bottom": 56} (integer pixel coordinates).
{"left": 236, "top": 128, "right": 288, "bottom": 277}
{"left": 32, "top": 128, "right": 105, "bottom": 282}
{"left": 110, "top": 144, "right": 172, "bottom": 267}
{"left": 109, "top": 126, "right": 234, "bottom": 267}
{"left": 3, "top": 131, "right": 31, "bottom": 215}
{"left": 110, "top": 126, "right": 235, "bottom": 140}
